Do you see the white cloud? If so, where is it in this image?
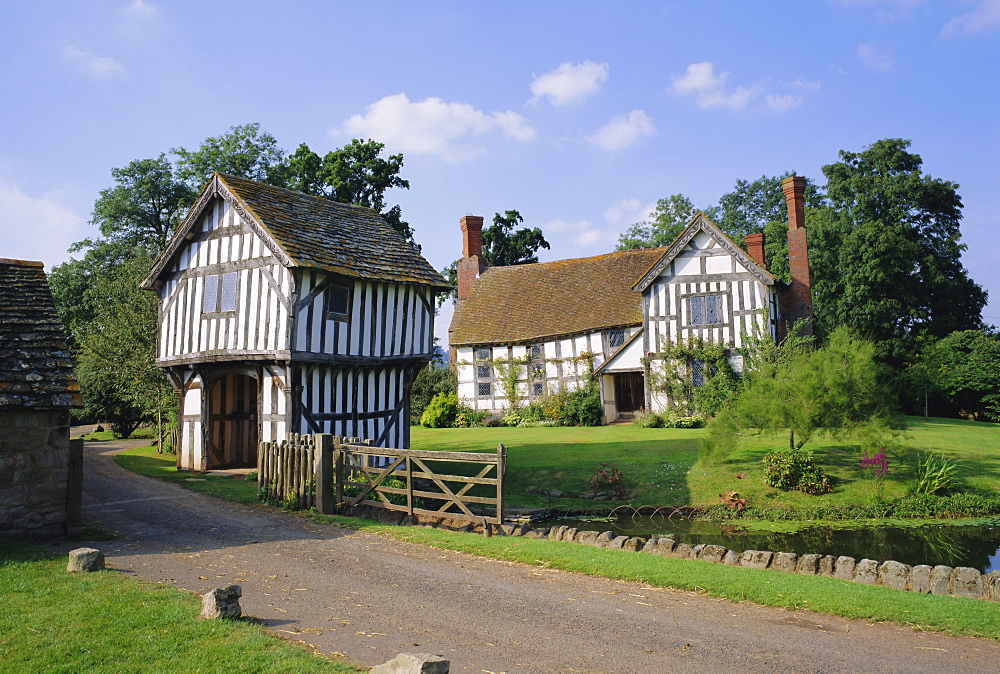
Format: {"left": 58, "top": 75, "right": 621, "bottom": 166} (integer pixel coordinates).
{"left": 586, "top": 110, "right": 656, "bottom": 151}
{"left": 765, "top": 94, "right": 804, "bottom": 112}
{"left": 120, "top": 0, "right": 160, "bottom": 36}
{"left": 941, "top": 0, "right": 1000, "bottom": 36}
{"left": 0, "top": 178, "right": 84, "bottom": 268}
{"left": 529, "top": 61, "right": 609, "bottom": 106}
{"left": 61, "top": 45, "right": 124, "bottom": 77}
{"left": 857, "top": 43, "right": 896, "bottom": 71}
{"left": 336, "top": 93, "right": 535, "bottom": 161}
{"left": 671, "top": 62, "right": 757, "bottom": 111}
{"left": 542, "top": 218, "right": 612, "bottom": 249}
{"left": 603, "top": 199, "right": 656, "bottom": 229}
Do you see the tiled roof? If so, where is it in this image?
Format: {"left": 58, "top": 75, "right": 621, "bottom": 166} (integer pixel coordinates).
{"left": 0, "top": 259, "right": 82, "bottom": 409}
{"left": 144, "top": 173, "right": 451, "bottom": 290}
{"left": 449, "top": 248, "right": 666, "bottom": 346}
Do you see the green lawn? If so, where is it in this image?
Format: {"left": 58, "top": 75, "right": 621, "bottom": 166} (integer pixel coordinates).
{"left": 0, "top": 543, "right": 357, "bottom": 672}
{"left": 115, "top": 447, "right": 261, "bottom": 505}
{"left": 410, "top": 416, "right": 1000, "bottom": 510}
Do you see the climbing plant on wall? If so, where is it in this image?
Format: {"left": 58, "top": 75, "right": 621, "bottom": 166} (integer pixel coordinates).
{"left": 643, "top": 338, "right": 740, "bottom": 417}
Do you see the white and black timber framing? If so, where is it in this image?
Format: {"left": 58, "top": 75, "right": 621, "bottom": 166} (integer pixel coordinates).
{"left": 142, "top": 173, "right": 450, "bottom": 471}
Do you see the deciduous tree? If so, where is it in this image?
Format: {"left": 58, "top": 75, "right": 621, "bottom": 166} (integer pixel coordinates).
{"left": 615, "top": 194, "right": 705, "bottom": 250}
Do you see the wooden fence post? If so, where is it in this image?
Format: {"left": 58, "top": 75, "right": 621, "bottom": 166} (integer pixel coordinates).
{"left": 333, "top": 435, "right": 344, "bottom": 506}
{"left": 316, "top": 434, "right": 334, "bottom": 515}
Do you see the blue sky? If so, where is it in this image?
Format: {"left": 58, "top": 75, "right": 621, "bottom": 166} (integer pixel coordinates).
{"left": 2, "top": 0, "right": 998, "bottom": 339}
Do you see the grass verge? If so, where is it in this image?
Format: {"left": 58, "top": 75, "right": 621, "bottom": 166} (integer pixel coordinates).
{"left": 0, "top": 542, "right": 357, "bottom": 672}
{"left": 115, "top": 446, "right": 259, "bottom": 505}
{"left": 309, "top": 514, "right": 1000, "bottom": 640}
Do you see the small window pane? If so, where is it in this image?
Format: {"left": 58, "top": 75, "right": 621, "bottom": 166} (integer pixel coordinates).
{"left": 706, "top": 295, "right": 719, "bottom": 324}
{"left": 477, "top": 382, "right": 492, "bottom": 397}
{"left": 689, "top": 296, "right": 704, "bottom": 325}
{"left": 203, "top": 275, "right": 219, "bottom": 313}
{"left": 608, "top": 330, "right": 626, "bottom": 348}
{"left": 529, "top": 344, "right": 543, "bottom": 359}
{"left": 326, "top": 285, "right": 350, "bottom": 316}
{"left": 477, "top": 365, "right": 491, "bottom": 379}
{"left": 691, "top": 359, "right": 705, "bottom": 387}
{"left": 532, "top": 382, "right": 544, "bottom": 397}
{"left": 220, "top": 272, "right": 238, "bottom": 311}
{"left": 475, "top": 348, "right": 491, "bottom": 361}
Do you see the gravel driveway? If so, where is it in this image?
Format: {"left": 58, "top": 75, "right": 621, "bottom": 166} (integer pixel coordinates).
{"left": 62, "top": 437, "right": 1000, "bottom": 673}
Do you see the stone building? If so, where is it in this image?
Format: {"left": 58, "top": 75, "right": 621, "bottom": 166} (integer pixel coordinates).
{"left": 0, "top": 259, "right": 82, "bottom": 538}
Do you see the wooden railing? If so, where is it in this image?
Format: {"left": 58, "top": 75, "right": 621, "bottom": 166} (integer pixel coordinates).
{"left": 259, "top": 434, "right": 506, "bottom": 534}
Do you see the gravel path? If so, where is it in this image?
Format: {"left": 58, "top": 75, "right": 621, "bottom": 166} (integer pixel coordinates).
{"left": 63, "top": 438, "right": 1000, "bottom": 673}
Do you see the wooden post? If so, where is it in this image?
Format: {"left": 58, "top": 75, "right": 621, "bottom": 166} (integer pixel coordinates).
{"left": 405, "top": 456, "right": 413, "bottom": 518}
{"left": 316, "top": 434, "right": 334, "bottom": 514}
{"left": 66, "top": 438, "right": 83, "bottom": 530}
{"left": 333, "top": 435, "right": 344, "bottom": 506}
{"left": 495, "top": 443, "right": 507, "bottom": 535}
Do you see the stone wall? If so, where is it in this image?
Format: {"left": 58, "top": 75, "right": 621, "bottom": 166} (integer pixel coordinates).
{"left": 0, "top": 409, "right": 71, "bottom": 539}
{"left": 408, "top": 515, "right": 1000, "bottom": 602}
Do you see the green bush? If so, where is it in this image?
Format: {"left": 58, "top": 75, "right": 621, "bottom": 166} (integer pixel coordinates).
{"left": 632, "top": 412, "right": 664, "bottom": 428}
{"left": 420, "top": 392, "right": 459, "bottom": 428}
{"left": 559, "top": 383, "right": 603, "bottom": 426}
{"left": 410, "top": 366, "right": 457, "bottom": 425}
{"left": 661, "top": 414, "right": 704, "bottom": 429}
{"left": 454, "top": 405, "right": 491, "bottom": 428}
{"left": 502, "top": 411, "right": 524, "bottom": 427}
{"left": 762, "top": 450, "right": 832, "bottom": 495}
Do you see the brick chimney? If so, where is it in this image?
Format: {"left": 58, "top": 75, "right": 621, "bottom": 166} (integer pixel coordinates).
{"left": 781, "top": 176, "right": 813, "bottom": 336}
{"left": 456, "top": 215, "right": 486, "bottom": 300}
{"left": 744, "top": 232, "right": 766, "bottom": 269}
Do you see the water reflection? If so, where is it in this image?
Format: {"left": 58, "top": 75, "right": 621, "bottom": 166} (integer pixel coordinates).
{"left": 548, "top": 510, "right": 1000, "bottom": 572}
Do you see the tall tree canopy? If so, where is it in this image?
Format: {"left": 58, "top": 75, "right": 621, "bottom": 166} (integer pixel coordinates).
{"left": 615, "top": 194, "right": 705, "bottom": 250}
{"left": 173, "top": 122, "right": 286, "bottom": 188}
{"left": 277, "top": 139, "right": 415, "bottom": 244}
{"left": 809, "top": 139, "right": 987, "bottom": 364}
{"left": 482, "top": 210, "right": 550, "bottom": 266}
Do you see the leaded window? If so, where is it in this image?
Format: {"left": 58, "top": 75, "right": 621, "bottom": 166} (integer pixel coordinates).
{"left": 477, "top": 364, "right": 492, "bottom": 379}
{"left": 529, "top": 344, "right": 543, "bottom": 359}
{"left": 202, "top": 272, "right": 238, "bottom": 314}
{"left": 688, "top": 295, "right": 722, "bottom": 326}
{"left": 608, "top": 329, "right": 626, "bottom": 348}
{"left": 477, "top": 382, "right": 492, "bottom": 397}
{"left": 325, "top": 284, "right": 350, "bottom": 320}
{"left": 532, "top": 382, "right": 544, "bottom": 397}
{"left": 475, "top": 347, "right": 491, "bottom": 361}
{"left": 691, "top": 359, "right": 705, "bottom": 387}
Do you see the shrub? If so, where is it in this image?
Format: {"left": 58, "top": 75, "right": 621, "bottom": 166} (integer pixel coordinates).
{"left": 454, "top": 405, "right": 491, "bottom": 428}
{"left": 661, "top": 414, "right": 704, "bottom": 429}
{"left": 762, "top": 450, "right": 832, "bottom": 495}
{"left": 519, "top": 401, "right": 547, "bottom": 422}
{"left": 410, "top": 365, "right": 457, "bottom": 425}
{"left": 632, "top": 412, "right": 664, "bottom": 428}
{"left": 560, "top": 383, "right": 603, "bottom": 426}
{"left": 420, "top": 392, "right": 458, "bottom": 428}
{"left": 502, "top": 411, "right": 523, "bottom": 427}
{"left": 590, "top": 463, "right": 629, "bottom": 500}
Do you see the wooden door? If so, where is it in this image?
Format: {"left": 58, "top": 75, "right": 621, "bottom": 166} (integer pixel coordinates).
{"left": 208, "top": 374, "right": 258, "bottom": 468}
{"left": 613, "top": 372, "right": 645, "bottom": 418}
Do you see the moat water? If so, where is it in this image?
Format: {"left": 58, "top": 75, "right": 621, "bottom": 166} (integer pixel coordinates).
{"left": 546, "top": 514, "right": 1000, "bottom": 573}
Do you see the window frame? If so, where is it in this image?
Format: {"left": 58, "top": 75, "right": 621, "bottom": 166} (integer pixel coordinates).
{"left": 685, "top": 293, "right": 725, "bottom": 327}
{"left": 324, "top": 284, "right": 351, "bottom": 322}
{"left": 202, "top": 272, "right": 239, "bottom": 317}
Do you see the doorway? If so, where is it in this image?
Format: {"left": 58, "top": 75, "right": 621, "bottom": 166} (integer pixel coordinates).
{"left": 613, "top": 372, "right": 645, "bottom": 420}
{"left": 207, "top": 374, "right": 258, "bottom": 469}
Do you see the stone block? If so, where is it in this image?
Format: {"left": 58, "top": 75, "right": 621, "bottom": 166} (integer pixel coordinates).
{"left": 691, "top": 544, "right": 706, "bottom": 559}
{"left": 562, "top": 527, "right": 578, "bottom": 542}
{"left": 622, "top": 537, "right": 644, "bottom": 552}
{"left": 772, "top": 552, "right": 798, "bottom": 573}
{"left": 371, "top": 653, "right": 450, "bottom": 674}
{"left": 949, "top": 567, "right": 983, "bottom": 599}
{"left": 740, "top": 550, "right": 773, "bottom": 570}
{"left": 608, "top": 536, "right": 630, "bottom": 550}
{"left": 200, "top": 584, "right": 242, "bottom": 619}
{"left": 645, "top": 538, "right": 675, "bottom": 556}
{"left": 797, "top": 554, "right": 821, "bottom": 575}
{"left": 722, "top": 549, "right": 740, "bottom": 566}
{"left": 909, "top": 565, "right": 932, "bottom": 594}
{"left": 67, "top": 548, "right": 105, "bottom": 573}
{"left": 853, "top": 559, "right": 879, "bottom": 585}
{"left": 575, "top": 530, "right": 599, "bottom": 546}
{"left": 818, "top": 555, "right": 837, "bottom": 577}
{"left": 594, "top": 531, "right": 614, "bottom": 548}
{"left": 930, "top": 566, "right": 953, "bottom": 596}
{"left": 698, "top": 545, "right": 727, "bottom": 564}
{"left": 983, "top": 571, "right": 1000, "bottom": 601}
{"left": 672, "top": 543, "right": 696, "bottom": 560}
{"left": 878, "top": 561, "right": 911, "bottom": 590}
{"left": 833, "top": 556, "right": 856, "bottom": 581}
{"left": 547, "top": 526, "right": 566, "bottom": 541}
